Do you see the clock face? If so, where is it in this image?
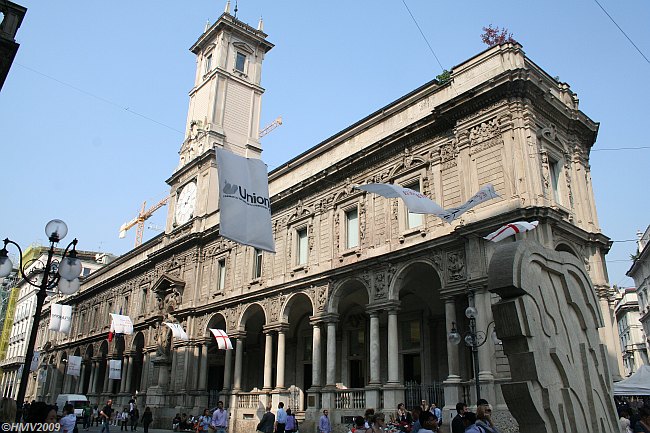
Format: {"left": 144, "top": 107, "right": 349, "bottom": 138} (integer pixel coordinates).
{"left": 175, "top": 182, "right": 197, "bottom": 225}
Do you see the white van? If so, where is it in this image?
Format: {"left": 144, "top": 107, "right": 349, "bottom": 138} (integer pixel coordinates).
{"left": 55, "top": 394, "right": 89, "bottom": 420}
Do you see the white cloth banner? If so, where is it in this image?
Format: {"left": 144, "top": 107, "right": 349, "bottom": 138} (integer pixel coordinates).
{"left": 38, "top": 369, "right": 47, "bottom": 383}
{"left": 48, "top": 304, "right": 73, "bottom": 334}
{"left": 109, "top": 359, "right": 122, "bottom": 380}
{"left": 59, "top": 305, "right": 72, "bottom": 335}
{"left": 209, "top": 329, "right": 233, "bottom": 350}
{"left": 484, "top": 221, "right": 539, "bottom": 242}
{"left": 164, "top": 322, "right": 189, "bottom": 341}
{"left": 49, "top": 304, "right": 61, "bottom": 331}
{"left": 30, "top": 351, "right": 39, "bottom": 372}
{"left": 216, "top": 147, "right": 275, "bottom": 253}
{"left": 67, "top": 355, "right": 82, "bottom": 377}
{"left": 356, "top": 183, "right": 499, "bottom": 223}
{"left": 110, "top": 314, "right": 134, "bottom": 335}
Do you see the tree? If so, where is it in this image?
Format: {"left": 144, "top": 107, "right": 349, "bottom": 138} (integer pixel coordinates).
{"left": 481, "top": 25, "right": 516, "bottom": 47}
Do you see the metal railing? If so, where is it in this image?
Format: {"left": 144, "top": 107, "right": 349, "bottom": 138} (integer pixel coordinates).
{"left": 404, "top": 381, "right": 445, "bottom": 409}
{"left": 334, "top": 388, "right": 365, "bottom": 409}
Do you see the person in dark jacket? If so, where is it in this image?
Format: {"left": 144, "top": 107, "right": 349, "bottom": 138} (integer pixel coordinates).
{"left": 141, "top": 407, "right": 153, "bottom": 433}
{"left": 452, "top": 402, "right": 467, "bottom": 433}
{"left": 256, "top": 406, "right": 275, "bottom": 433}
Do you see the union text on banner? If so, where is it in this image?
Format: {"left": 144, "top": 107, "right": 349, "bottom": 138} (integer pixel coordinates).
{"left": 49, "top": 304, "right": 62, "bottom": 331}
{"left": 30, "top": 351, "right": 39, "bottom": 372}
{"left": 109, "top": 359, "right": 122, "bottom": 380}
{"left": 216, "top": 147, "right": 275, "bottom": 253}
{"left": 209, "top": 329, "right": 233, "bottom": 350}
{"left": 484, "top": 220, "right": 539, "bottom": 242}
{"left": 67, "top": 355, "right": 82, "bottom": 377}
{"left": 164, "top": 322, "right": 189, "bottom": 341}
{"left": 110, "top": 314, "right": 134, "bottom": 335}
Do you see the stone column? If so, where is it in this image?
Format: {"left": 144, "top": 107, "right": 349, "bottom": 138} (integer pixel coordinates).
{"left": 192, "top": 345, "right": 201, "bottom": 390}
{"left": 443, "top": 297, "right": 462, "bottom": 423}
{"left": 276, "top": 328, "right": 286, "bottom": 390}
{"left": 125, "top": 356, "right": 134, "bottom": 394}
{"left": 120, "top": 356, "right": 130, "bottom": 393}
{"left": 103, "top": 359, "right": 110, "bottom": 394}
{"left": 473, "top": 289, "right": 494, "bottom": 381}
{"left": 198, "top": 343, "right": 208, "bottom": 391}
{"left": 233, "top": 337, "right": 245, "bottom": 391}
{"left": 140, "top": 352, "right": 150, "bottom": 392}
{"left": 263, "top": 331, "right": 274, "bottom": 390}
{"left": 77, "top": 363, "right": 86, "bottom": 394}
{"left": 387, "top": 309, "right": 399, "bottom": 384}
{"left": 326, "top": 321, "right": 336, "bottom": 387}
{"left": 311, "top": 322, "right": 322, "bottom": 388}
{"left": 368, "top": 312, "right": 380, "bottom": 385}
{"left": 223, "top": 346, "right": 233, "bottom": 390}
{"left": 89, "top": 361, "right": 98, "bottom": 394}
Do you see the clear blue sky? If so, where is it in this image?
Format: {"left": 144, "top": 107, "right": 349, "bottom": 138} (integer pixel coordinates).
{"left": 1, "top": 1, "right": 647, "bottom": 288}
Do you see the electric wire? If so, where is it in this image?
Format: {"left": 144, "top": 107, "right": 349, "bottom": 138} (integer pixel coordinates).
{"left": 400, "top": 0, "right": 444, "bottom": 71}
{"left": 16, "top": 63, "right": 184, "bottom": 135}
{"left": 593, "top": 0, "right": 650, "bottom": 66}
{"left": 591, "top": 146, "right": 650, "bottom": 152}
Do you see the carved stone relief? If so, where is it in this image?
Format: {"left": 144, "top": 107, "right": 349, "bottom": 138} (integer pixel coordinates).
{"left": 447, "top": 250, "right": 466, "bottom": 282}
{"left": 469, "top": 118, "right": 503, "bottom": 153}
{"left": 440, "top": 139, "right": 459, "bottom": 169}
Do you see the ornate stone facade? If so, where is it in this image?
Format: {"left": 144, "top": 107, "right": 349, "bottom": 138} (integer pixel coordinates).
{"left": 28, "top": 10, "right": 616, "bottom": 433}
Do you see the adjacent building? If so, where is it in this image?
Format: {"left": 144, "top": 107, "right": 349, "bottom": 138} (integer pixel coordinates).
{"left": 31, "top": 5, "right": 617, "bottom": 432}
{"left": 615, "top": 287, "right": 648, "bottom": 377}
{"left": 0, "top": 246, "right": 111, "bottom": 400}
{"left": 0, "top": 0, "right": 26, "bottom": 91}
{"left": 628, "top": 226, "right": 650, "bottom": 364}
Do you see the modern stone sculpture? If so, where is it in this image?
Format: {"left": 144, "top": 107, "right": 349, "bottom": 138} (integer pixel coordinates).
{"left": 488, "top": 239, "right": 618, "bottom": 433}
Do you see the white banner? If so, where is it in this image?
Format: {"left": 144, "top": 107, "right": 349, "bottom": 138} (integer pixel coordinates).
{"left": 110, "top": 314, "right": 134, "bottom": 335}
{"left": 484, "top": 220, "right": 539, "bottom": 242}
{"left": 216, "top": 147, "right": 275, "bottom": 253}
{"left": 30, "top": 351, "right": 39, "bottom": 372}
{"left": 164, "top": 322, "right": 189, "bottom": 341}
{"left": 49, "top": 304, "right": 62, "bottom": 331}
{"left": 209, "top": 329, "right": 233, "bottom": 350}
{"left": 38, "top": 369, "right": 47, "bottom": 383}
{"left": 67, "top": 355, "right": 82, "bottom": 377}
{"left": 356, "top": 183, "right": 499, "bottom": 223}
{"left": 109, "top": 359, "right": 122, "bottom": 380}
{"left": 59, "top": 305, "right": 72, "bottom": 335}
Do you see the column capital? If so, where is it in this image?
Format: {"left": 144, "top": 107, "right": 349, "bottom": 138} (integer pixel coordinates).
{"left": 264, "top": 323, "right": 290, "bottom": 333}
{"left": 229, "top": 330, "right": 247, "bottom": 340}
{"left": 367, "top": 300, "right": 400, "bottom": 314}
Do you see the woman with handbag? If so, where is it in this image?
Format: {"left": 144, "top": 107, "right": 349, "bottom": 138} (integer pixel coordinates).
{"left": 197, "top": 409, "right": 211, "bottom": 433}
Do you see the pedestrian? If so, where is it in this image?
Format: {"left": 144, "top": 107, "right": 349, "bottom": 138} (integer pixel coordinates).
{"left": 141, "top": 407, "right": 153, "bottom": 433}
{"left": 100, "top": 399, "right": 114, "bottom": 433}
{"left": 275, "top": 402, "right": 287, "bottom": 433}
{"left": 210, "top": 401, "right": 228, "bottom": 433}
{"left": 256, "top": 405, "right": 275, "bottom": 433}
{"left": 93, "top": 405, "right": 99, "bottom": 426}
{"left": 0, "top": 398, "right": 16, "bottom": 424}
{"left": 620, "top": 409, "right": 633, "bottom": 433}
{"left": 284, "top": 408, "right": 298, "bottom": 433}
{"left": 60, "top": 404, "right": 77, "bottom": 433}
{"left": 429, "top": 403, "right": 442, "bottom": 425}
{"left": 367, "top": 413, "right": 386, "bottom": 433}
{"left": 475, "top": 404, "right": 501, "bottom": 433}
{"left": 411, "top": 407, "right": 422, "bottom": 433}
{"left": 396, "top": 403, "right": 412, "bottom": 425}
{"left": 364, "top": 409, "right": 375, "bottom": 429}
{"left": 130, "top": 407, "right": 139, "bottom": 431}
{"left": 462, "top": 412, "right": 482, "bottom": 433}
{"left": 197, "top": 408, "right": 211, "bottom": 432}
{"left": 120, "top": 407, "right": 129, "bottom": 431}
{"left": 83, "top": 404, "right": 92, "bottom": 430}
{"left": 451, "top": 402, "right": 467, "bottom": 433}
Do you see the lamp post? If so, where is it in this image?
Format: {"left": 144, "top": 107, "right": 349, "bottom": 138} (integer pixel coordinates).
{"left": 447, "top": 303, "right": 501, "bottom": 403}
{"left": 0, "top": 219, "right": 83, "bottom": 422}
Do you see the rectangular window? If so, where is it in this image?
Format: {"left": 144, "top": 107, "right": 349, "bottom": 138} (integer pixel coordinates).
{"left": 124, "top": 296, "right": 129, "bottom": 316}
{"left": 82, "top": 267, "right": 91, "bottom": 277}
{"left": 345, "top": 208, "right": 359, "bottom": 249}
{"left": 297, "top": 228, "right": 308, "bottom": 265}
{"left": 348, "top": 329, "right": 365, "bottom": 356}
{"left": 140, "top": 290, "right": 147, "bottom": 315}
{"left": 549, "top": 159, "right": 561, "bottom": 202}
{"left": 235, "top": 52, "right": 246, "bottom": 72}
{"left": 253, "top": 248, "right": 262, "bottom": 279}
{"left": 401, "top": 319, "right": 421, "bottom": 350}
{"left": 217, "top": 259, "right": 226, "bottom": 292}
{"left": 406, "top": 183, "right": 423, "bottom": 229}
{"left": 204, "top": 54, "right": 212, "bottom": 74}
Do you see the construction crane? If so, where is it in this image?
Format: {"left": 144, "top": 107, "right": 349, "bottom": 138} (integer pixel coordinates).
{"left": 260, "top": 116, "right": 282, "bottom": 137}
{"left": 119, "top": 196, "right": 169, "bottom": 248}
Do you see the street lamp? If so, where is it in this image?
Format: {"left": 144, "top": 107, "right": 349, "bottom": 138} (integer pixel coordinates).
{"left": 447, "top": 304, "right": 501, "bottom": 403}
{"left": 0, "top": 219, "right": 82, "bottom": 422}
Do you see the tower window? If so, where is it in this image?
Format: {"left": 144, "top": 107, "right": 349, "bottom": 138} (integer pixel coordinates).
{"left": 345, "top": 208, "right": 359, "bottom": 249}
{"left": 549, "top": 158, "right": 561, "bottom": 202}
{"left": 235, "top": 52, "right": 246, "bottom": 72}
{"left": 204, "top": 54, "right": 212, "bottom": 74}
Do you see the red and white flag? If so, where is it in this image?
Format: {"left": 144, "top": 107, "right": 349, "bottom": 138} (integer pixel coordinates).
{"left": 484, "top": 221, "right": 539, "bottom": 242}
{"left": 210, "top": 329, "right": 233, "bottom": 350}
{"left": 164, "top": 322, "right": 189, "bottom": 341}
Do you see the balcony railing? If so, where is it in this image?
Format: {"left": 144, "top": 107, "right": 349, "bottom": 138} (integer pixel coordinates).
{"left": 0, "top": 355, "right": 25, "bottom": 368}
{"left": 237, "top": 390, "right": 271, "bottom": 409}
{"left": 334, "top": 388, "right": 365, "bottom": 409}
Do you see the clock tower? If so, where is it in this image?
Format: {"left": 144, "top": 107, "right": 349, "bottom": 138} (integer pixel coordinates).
{"left": 165, "top": 2, "right": 274, "bottom": 235}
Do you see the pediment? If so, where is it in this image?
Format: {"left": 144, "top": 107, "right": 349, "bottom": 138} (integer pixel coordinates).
{"left": 151, "top": 273, "right": 185, "bottom": 298}
{"left": 232, "top": 41, "right": 254, "bottom": 54}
